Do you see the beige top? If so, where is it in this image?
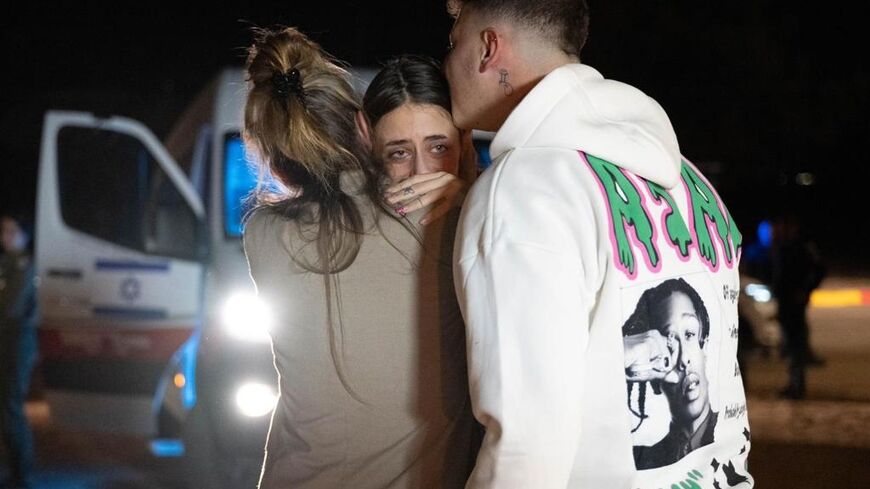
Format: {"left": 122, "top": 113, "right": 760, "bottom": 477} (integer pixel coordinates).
{"left": 244, "top": 175, "right": 476, "bottom": 489}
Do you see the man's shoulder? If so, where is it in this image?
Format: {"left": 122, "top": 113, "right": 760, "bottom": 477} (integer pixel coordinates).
{"left": 472, "top": 146, "right": 591, "bottom": 196}
{"left": 457, "top": 145, "right": 601, "bottom": 254}
{"left": 499, "top": 146, "right": 586, "bottom": 170}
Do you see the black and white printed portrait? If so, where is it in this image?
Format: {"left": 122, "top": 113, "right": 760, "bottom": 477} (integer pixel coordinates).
{"left": 622, "top": 277, "right": 719, "bottom": 470}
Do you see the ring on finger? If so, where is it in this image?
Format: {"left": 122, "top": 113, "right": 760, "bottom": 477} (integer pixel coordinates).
{"left": 402, "top": 186, "right": 415, "bottom": 196}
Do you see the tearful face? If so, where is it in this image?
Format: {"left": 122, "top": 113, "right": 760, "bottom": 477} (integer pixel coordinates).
{"left": 372, "top": 103, "right": 461, "bottom": 183}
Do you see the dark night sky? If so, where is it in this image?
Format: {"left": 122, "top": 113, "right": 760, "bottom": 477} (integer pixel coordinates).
{"left": 1, "top": 1, "right": 867, "bottom": 271}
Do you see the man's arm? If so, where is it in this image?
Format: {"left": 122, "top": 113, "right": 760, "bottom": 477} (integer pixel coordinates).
{"left": 459, "top": 239, "right": 589, "bottom": 488}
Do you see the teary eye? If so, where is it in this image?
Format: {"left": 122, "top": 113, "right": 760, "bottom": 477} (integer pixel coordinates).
{"left": 388, "top": 149, "right": 410, "bottom": 161}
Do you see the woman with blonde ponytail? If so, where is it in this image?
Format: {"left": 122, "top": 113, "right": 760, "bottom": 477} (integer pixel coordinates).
{"left": 242, "top": 27, "right": 476, "bottom": 488}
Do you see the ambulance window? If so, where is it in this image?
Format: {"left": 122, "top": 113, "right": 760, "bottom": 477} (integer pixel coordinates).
{"left": 57, "top": 126, "right": 200, "bottom": 261}
{"left": 473, "top": 137, "right": 493, "bottom": 170}
{"left": 223, "top": 133, "right": 258, "bottom": 238}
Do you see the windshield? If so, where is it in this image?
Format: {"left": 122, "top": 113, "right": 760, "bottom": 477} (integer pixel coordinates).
{"left": 223, "top": 133, "right": 258, "bottom": 238}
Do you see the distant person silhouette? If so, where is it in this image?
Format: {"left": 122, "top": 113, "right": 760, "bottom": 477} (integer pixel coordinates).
{"left": 770, "top": 211, "right": 825, "bottom": 399}
{"left": 736, "top": 219, "right": 776, "bottom": 386}
{"left": 0, "top": 212, "right": 38, "bottom": 489}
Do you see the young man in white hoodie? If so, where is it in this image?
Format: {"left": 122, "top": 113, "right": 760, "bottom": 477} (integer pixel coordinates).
{"left": 444, "top": 1, "right": 752, "bottom": 488}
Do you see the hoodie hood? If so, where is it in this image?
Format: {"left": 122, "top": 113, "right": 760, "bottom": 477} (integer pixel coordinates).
{"left": 489, "top": 64, "right": 682, "bottom": 189}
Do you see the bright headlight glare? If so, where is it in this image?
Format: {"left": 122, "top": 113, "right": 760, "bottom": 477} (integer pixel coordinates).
{"left": 222, "top": 293, "right": 272, "bottom": 342}
{"left": 745, "top": 283, "right": 772, "bottom": 303}
{"left": 235, "top": 382, "right": 278, "bottom": 418}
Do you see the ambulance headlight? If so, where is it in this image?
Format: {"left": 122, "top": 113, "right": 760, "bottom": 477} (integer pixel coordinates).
{"left": 235, "top": 382, "right": 278, "bottom": 418}
{"left": 221, "top": 293, "right": 272, "bottom": 343}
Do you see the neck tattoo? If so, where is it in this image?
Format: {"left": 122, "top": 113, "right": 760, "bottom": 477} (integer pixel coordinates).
{"left": 499, "top": 69, "right": 514, "bottom": 96}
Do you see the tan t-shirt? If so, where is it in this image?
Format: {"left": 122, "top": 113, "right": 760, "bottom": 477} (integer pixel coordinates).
{"left": 244, "top": 178, "right": 476, "bottom": 488}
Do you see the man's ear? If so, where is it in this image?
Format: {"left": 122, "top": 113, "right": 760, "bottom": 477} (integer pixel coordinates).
{"left": 479, "top": 28, "right": 501, "bottom": 73}
{"left": 355, "top": 110, "right": 373, "bottom": 151}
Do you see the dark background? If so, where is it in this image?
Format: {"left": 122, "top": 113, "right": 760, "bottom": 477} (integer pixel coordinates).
{"left": 1, "top": 1, "right": 867, "bottom": 273}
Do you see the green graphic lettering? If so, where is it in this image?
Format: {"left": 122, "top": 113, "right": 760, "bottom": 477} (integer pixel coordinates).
{"left": 681, "top": 162, "right": 741, "bottom": 267}
{"left": 647, "top": 181, "right": 693, "bottom": 257}
{"left": 665, "top": 472, "right": 704, "bottom": 489}
{"left": 587, "top": 155, "right": 658, "bottom": 277}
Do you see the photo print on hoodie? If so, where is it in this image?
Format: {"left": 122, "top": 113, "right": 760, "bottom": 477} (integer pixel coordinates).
{"left": 620, "top": 273, "right": 722, "bottom": 471}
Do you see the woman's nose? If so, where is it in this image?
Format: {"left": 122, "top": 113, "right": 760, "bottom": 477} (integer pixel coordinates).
{"left": 412, "top": 154, "right": 437, "bottom": 176}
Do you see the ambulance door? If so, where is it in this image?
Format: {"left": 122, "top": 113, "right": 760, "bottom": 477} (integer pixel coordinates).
{"left": 35, "top": 110, "right": 206, "bottom": 435}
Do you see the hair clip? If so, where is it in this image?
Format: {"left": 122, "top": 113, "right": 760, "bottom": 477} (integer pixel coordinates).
{"left": 272, "top": 68, "right": 304, "bottom": 99}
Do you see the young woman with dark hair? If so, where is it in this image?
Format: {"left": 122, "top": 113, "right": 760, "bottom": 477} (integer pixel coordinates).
{"left": 361, "top": 55, "right": 478, "bottom": 225}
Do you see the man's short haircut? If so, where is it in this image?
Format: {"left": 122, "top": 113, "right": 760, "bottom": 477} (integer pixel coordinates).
{"left": 622, "top": 278, "right": 711, "bottom": 347}
{"left": 448, "top": 0, "right": 591, "bottom": 58}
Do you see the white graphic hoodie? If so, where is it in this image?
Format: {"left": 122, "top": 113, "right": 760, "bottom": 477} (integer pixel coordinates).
{"left": 454, "top": 64, "right": 751, "bottom": 489}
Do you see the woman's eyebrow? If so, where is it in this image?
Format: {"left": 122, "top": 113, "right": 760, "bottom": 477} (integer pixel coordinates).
{"left": 385, "top": 135, "right": 449, "bottom": 147}
{"left": 384, "top": 139, "right": 412, "bottom": 147}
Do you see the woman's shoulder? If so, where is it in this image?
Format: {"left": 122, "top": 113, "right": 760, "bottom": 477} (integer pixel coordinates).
{"left": 242, "top": 206, "right": 299, "bottom": 258}
{"left": 244, "top": 205, "right": 281, "bottom": 228}
{"left": 243, "top": 206, "right": 279, "bottom": 247}
{"left": 243, "top": 205, "right": 319, "bottom": 269}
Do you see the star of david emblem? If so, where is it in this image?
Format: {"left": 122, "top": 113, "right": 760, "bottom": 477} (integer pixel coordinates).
{"left": 120, "top": 277, "right": 141, "bottom": 302}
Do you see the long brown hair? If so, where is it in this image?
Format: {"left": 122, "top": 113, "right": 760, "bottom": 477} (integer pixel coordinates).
{"left": 243, "top": 27, "right": 388, "bottom": 401}
{"left": 244, "top": 26, "right": 384, "bottom": 273}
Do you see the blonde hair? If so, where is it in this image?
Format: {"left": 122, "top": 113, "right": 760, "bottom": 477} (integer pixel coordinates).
{"left": 244, "top": 26, "right": 382, "bottom": 273}
{"left": 243, "top": 27, "right": 389, "bottom": 402}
